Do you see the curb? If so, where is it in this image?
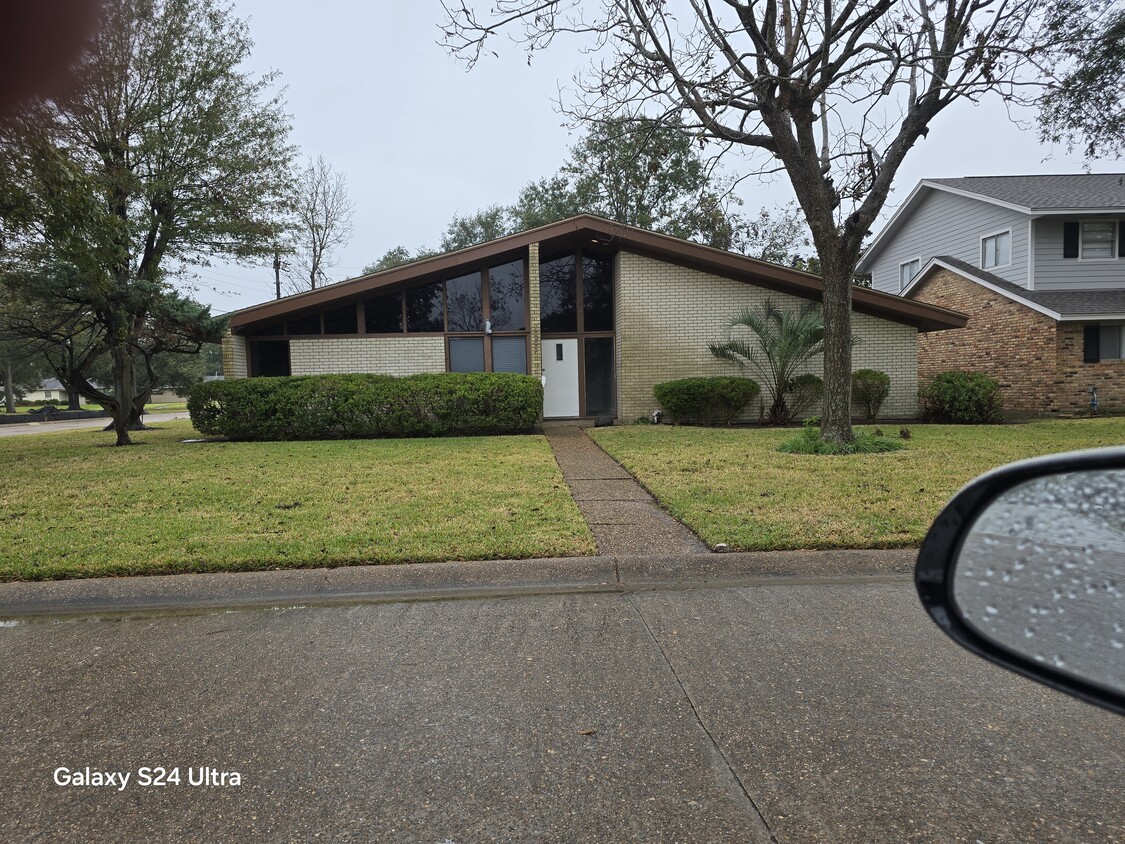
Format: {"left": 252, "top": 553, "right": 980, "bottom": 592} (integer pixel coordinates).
{"left": 0, "top": 549, "right": 917, "bottom": 620}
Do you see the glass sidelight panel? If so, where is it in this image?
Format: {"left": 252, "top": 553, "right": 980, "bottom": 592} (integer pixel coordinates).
{"left": 584, "top": 337, "right": 615, "bottom": 416}
{"left": 583, "top": 254, "right": 614, "bottom": 331}
{"left": 540, "top": 255, "right": 577, "bottom": 332}
{"left": 489, "top": 261, "right": 525, "bottom": 331}
{"left": 491, "top": 336, "right": 527, "bottom": 374}
{"left": 449, "top": 337, "right": 485, "bottom": 372}
{"left": 446, "top": 272, "right": 484, "bottom": 332}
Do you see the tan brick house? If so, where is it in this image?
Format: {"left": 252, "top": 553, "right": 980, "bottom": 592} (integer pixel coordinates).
{"left": 858, "top": 174, "right": 1125, "bottom": 415}
{"left": 223, "top": 215, "right": 964, "bottom": 421}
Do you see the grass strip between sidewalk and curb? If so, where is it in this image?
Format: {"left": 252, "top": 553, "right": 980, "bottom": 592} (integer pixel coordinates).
{"left": 0, "top": 420, "right": 595, "bottom": 581}
{"left": 588, "top": 418, "right": 1125, "bottom": 551}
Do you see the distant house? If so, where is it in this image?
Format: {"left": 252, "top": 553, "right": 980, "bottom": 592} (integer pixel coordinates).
{"left": 21, "top": 379, "right": 90, "bottom": 406}
{"left": 223, "top": 215, "right": 964, "bottom": 421}
{"left": 857, "top": 174, "right": 1125, "bottom": 414}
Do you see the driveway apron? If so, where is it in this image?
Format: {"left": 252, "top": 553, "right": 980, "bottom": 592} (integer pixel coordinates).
{"left": 544, "top": 426, "right": 708, "bottom": 555}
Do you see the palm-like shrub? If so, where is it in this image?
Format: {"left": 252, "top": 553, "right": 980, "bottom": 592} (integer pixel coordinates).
{"left": 708, "top": 299, "right": 825, "bottom": 424}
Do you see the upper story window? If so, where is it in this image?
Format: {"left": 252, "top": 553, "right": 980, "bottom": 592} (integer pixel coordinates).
{"left": 981, "top": 231, "right": 1011, "bottom": 269}
{"left": 899, "top": 258, "right": 920, "bottom": 291}
{"left": 1081, "top": 221, "right": 1117, "bottom": 259}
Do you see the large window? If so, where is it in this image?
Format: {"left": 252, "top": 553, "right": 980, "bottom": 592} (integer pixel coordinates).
{"left": 540, "top": 255, "right": 578, "bottom": 332}
{"left": 489, "top": 261, "right": 526, "bottom": 331}
{"left": 445, "top": 272, "right": 483, "bottom": 332}
{"left": 323, "top": 304, "right": 358, "bottom": 334}
{"left": 246, "top": 258, "right": 530, "bottom": 377}
{"left": 364, "top": 291, "right": 403, "bottom": 333}
{"left": 981, "top": 231, "right": 1011, "bottom": 269}
{"left": 1081, "top": 221, "right": 1116, "bottom": 259}
{"left": 406, "top": 281, "right": 444, "bottom": 332}
{"left": 583, "top": 255, "right": 614, "bottom": 332}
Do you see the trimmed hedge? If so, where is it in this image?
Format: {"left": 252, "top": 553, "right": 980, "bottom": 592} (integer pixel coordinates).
{"left": 188, "top": 372, "right": 543, "bottom": 440}
{"left": 852, "top": 369, "right": 891, "bottom": 421}
{"left": 653, "top": 376, "right": 760, "bottom": 425}
{"left": 918, "top": 371, "right": 1003, "bottom": 424}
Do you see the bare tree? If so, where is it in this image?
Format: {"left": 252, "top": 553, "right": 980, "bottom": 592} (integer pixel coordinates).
{"left": 441, "top": 0, "right": 1111, "bottom": 445}
{"left": 284, "top": 155, "right": 356, "bottom": 294}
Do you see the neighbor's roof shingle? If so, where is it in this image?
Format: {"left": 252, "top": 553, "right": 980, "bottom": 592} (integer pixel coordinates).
{"left": 924, "top": 256, "right": 1125, "bottom": 317}
{"left": 927, "top": 174, "right": 1125, "bottom": 211}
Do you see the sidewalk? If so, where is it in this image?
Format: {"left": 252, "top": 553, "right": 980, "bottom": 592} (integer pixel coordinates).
{"left": 0, "top": 550, "right": 916, "bottom": 618}
{"left": 544, "top": 425, "right": 708, "bottom": 555}
{"left": 0, "top": 410, "right": 190, "bottom": 437}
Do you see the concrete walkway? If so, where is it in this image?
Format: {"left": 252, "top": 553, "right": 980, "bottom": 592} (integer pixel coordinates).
{"left": 544, "top": 426, "right": 709, "bottom": 555}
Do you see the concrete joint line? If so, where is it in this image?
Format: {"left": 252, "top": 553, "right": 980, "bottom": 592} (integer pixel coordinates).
{"left": 623, "top": 591, "right": 779, "bottom": 844}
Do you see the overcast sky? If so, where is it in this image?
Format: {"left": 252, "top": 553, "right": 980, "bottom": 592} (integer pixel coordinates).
{"left": 195, "top": 1, "right": 1123, "bottom": 315}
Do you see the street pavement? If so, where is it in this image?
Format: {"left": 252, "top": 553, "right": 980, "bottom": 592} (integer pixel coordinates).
{"left": 1, "top": 567, "right": 1121, "bottom": 843}
{"left": 0, "top": 411, "right": 190, "bottom": 437}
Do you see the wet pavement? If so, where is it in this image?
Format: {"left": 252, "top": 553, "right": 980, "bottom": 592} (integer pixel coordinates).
{"left": 1, "top": 576, "right": 1120, "bottom": 843}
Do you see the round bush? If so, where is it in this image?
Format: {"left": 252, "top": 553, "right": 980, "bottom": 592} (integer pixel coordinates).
{"left": 653, "top": 376, "right": 760, "bottom": 425}
{"left": 918, "top": 371, "right": 1003, "bottom": 424}
{"left": 852, "top": 369, "right": 891, "bottom": 421}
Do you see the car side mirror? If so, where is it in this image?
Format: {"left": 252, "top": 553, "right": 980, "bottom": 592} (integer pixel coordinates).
{"left": 916, "top": 448, "right": 1125, "bottom": 716}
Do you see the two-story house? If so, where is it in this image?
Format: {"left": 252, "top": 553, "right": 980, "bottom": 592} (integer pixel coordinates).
{"left": 857, "top": 174, "right": 1125, "bottom": 415}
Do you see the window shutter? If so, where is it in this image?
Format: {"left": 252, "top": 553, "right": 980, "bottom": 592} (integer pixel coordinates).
{"left": 1119, "top": 221, "right": 1125, "bottom": 257}
{"left": 1063, "top": 222, "right": 1080, "bottom": 258}
{"left": 1084, "top": 325, "right": 1101, "bottom": 363}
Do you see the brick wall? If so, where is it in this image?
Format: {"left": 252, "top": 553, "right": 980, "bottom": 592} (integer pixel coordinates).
{"left": 1056, "top": 324, "right": 1125, "bottom": 413}
{"left": 528, "top": 243, "right": 542, "bottom": 378}
{"left": 615, "top": 251, "right": 919, "bottom": 421}
{"left": 222, "top": 332, "right": 248, "bottom": 378}
{"left": 289, "top": 337, "right": 445, "bottom": 376}
{"left": 911, "top": 268, "right": 1059, "bottom": 414}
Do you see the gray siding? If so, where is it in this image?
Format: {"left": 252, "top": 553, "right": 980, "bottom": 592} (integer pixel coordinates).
{"left": 868, "top": 189, "right": 1029, "bottom": 293}
{"left": 1033, "top": 216, "right": 1125, "bottom": 291}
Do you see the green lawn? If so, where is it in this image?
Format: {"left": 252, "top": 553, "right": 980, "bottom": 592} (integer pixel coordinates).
{"left": 0, "top": 421, "right": 594, "bottom": 581}
{"left": 589, "top": 419, "right": 1125, "bottom": 551}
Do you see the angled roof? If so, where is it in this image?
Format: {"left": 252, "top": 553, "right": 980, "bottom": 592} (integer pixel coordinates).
{"left": 906, "top": 256, "right": 1125, "bottom": 321}
{"left": 926, "top": 174, "right": 1125, "bottom": 212}
{"left": 858, "top": 174, "right": 1125, "bottom": 271}
{"left": 230, "top": 215, "right": 965, "bottom": 333}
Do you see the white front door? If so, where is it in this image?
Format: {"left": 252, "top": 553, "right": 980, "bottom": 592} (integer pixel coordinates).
{"left": 542, "top": 339, "right": 580, "bottom": 418}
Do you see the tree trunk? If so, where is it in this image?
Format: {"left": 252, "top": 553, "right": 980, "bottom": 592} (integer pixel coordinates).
{"left": 110, "top": 345, "right": 136, "bottom": 446}
{"left": 820, "top": 262, "right": 855, "bottom": 446}
{"left": 66, "top": 388, "right": 81, "bottom": 410}
{"left": 3, "top": 358, "right": 14, "bottom": 415}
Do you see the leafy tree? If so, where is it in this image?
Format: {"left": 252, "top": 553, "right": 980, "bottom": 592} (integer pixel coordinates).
{"left": 283, "top": 154, "right": 355, "bottom": 294}
{"left": 0, "top": 334, "right": 49, "bottom": 413}
{"left": 440, "top": 205, "right": 512, "bottom": 252}
{"left": 555, "top": 117, "right": 740, "bottom": 247}
{"left": 443, "top": 0, "right": 1107, "bottom": 446}
{"left": 363, "top": 246, "right": 416, "bottom": 274}
{"left": 510, "top": 174, "right": 589, "bottom": 231}
{"left": 1039, "top": 6, "right": 1125, "bottom": 158}
{"left": 0, "top": 0, "right": 293, "bottom": 444}
{"left": 709, "top": 299, "right": 826, "bottom": 425}
{"left": 735, "top": 205, "right": 813, "bottom": 266}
